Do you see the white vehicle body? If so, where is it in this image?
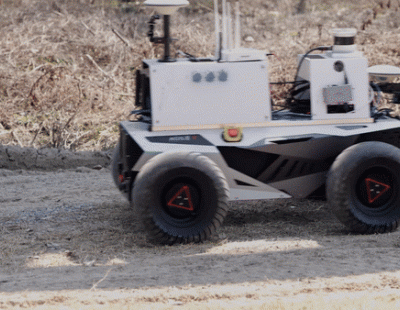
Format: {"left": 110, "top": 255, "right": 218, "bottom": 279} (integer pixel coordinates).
{"left": 112, "top": 0, "right": 400, "bottom": 244}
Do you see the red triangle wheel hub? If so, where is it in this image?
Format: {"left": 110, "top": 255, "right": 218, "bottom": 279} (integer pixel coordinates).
{"left": 365, "top": 178, "right": 391, "bottom": 204}
{"left": 167, "top": 185, "right": 195, "bottom": 211}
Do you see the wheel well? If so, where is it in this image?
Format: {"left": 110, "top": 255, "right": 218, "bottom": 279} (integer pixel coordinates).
{"left": 119, "top": 128, "right": 143, "bottom": 201}
{"left": 357, "top": 128, "right": 400, "bottom": 148}
{"left": 119, "top": 127, "right": 143, "bottom": 173}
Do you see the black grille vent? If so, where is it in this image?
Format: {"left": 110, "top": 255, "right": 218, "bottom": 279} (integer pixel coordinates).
{"left": 218, "top": 147, "right": 279, "bottom": 179}
{"left": 257, "top": 156, "right": 330, "bottom": 183}
{"left": 218, "top": 146, "right": 332, "bottom": 184}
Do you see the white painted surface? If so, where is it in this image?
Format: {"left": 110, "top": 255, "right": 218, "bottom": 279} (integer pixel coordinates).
{"left": 147, "top": 59, "right": 271, "bottom": 129}
{"left": 298, "top": 52, "right": 370, "bottom": 121}
{"left": 368, "top": 65, "right": 400, "bottom": 82}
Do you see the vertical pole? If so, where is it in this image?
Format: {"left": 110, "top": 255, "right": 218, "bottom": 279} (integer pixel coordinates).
{"left": 235, "top": 1, "right": 240, "bottom": 49}
{"left": 227, "top": 2, "right": 233, "bottom": 50}
{"left": 222, "top": 0, "right": 227, "bottom": 50}
{"left": 214, "top": 0, "right": 220, "bottom": 59}
{"left": 162, "top": 15, "right": 172, "bottom": 62}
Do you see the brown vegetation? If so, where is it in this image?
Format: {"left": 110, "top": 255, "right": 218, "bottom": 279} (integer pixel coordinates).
{"left": 0, "top": 0, "right": 400, "bottom": 150}
{"left": 1, "top": 3, "right": 400, "bottom": 307}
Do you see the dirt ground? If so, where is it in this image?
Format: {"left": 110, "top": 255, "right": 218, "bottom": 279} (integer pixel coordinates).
{"left": 1, "top": 0, "right": 400, "bottom": 308}
{"left": 1, "top": 149, "right": 400, "bottom": 309}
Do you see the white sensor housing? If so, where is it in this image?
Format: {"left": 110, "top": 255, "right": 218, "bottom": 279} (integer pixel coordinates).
{"left": 332, "top": 28, "right": 357, "bottom": 53}
{"left": 368, "top": 65, "right": 400, "bottom": 83}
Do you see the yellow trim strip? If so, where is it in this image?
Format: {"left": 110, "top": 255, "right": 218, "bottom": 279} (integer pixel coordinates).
{"left": 151, "top": 118, "right": 374, "bottom": 132}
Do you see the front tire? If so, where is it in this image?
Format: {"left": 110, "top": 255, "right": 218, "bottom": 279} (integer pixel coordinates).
{"left": 132, "top": 152, "right": 229, "bottom": 245}
{"left": 327, "top": 141, "right": 400, "bottom": 234}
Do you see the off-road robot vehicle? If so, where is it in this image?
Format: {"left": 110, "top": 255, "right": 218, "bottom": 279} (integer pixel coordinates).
{"left": 112, "top": 0, "right": 400, "bottom": 244}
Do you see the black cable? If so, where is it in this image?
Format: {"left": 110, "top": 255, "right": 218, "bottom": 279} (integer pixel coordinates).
{"left": 370, "top": 81, "right": 382, "bottom": 106}
{"left": 218, "top": 32, "right": 222, "bottom": 62}
{"left": 272, "top": 109, "right": 312, "bottom": 120}
{"left": 377, "top": 108, "right": 394, "bottom": 113}
{"left": 343, "top": 70, "right": 349, "bottom": 84}
{"left": 285, "top": 46, "right": 332, "bottom": 113}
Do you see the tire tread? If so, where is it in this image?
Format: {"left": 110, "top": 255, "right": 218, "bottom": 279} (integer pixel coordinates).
{"left": 133, "top": 152, "right": 229, "bottom": 245}
{"left": 327, "top": 142, "right": 400, "bottom": 234}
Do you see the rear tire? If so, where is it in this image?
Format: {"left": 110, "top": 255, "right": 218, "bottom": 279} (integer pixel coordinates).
{"left": 132, "top": 152, "right": 229, "bottom": 245}
{"left": 327, "top": 141, "right": 400, "bottom": 234}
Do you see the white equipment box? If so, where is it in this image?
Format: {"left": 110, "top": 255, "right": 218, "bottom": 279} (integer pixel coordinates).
{"left": 145, "top": 59, "right": 271, "bottom": 131}
{"left": 298, "top": 52, "right": 370, "bottom": 121}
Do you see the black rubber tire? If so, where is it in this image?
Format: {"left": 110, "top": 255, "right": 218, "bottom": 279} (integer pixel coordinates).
{"left": 327, "top": 141, "right": 400, "bottom": 234}
{"left": 132, "top": 152, "right": 229, "bottom": 245}
{"left": 111, "top": 142, "right": 122, "bottom": 189}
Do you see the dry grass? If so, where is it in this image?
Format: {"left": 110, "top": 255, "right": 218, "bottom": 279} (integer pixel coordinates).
{"left": 0, "top": 0, "right": 400, "bottom": 150}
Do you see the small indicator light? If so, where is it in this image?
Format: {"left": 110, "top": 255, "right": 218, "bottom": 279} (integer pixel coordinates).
{"left": 119, "top": 175, "right": 124, "bottom": 183}
{"left": 228, "top": 128, "right": 238, "bottom": 137}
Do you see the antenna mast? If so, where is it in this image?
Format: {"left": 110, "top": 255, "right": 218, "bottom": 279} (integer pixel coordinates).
{"left": 222, "top": 0, "right": 227, "bottom": 50}
{"left": 235, "top": 1, "right": 240, "bottom": 49}
{"left": 214, "top": 0, "right": 243, "bottom": 61}
{"left": 214, "top": 0, "right": 220, "bottom": 59}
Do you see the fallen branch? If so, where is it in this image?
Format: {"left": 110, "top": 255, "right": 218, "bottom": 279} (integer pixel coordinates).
{"left": 81, "top": 21, "right": 95, "bottom": 36}
{"left": 30, "top": 121, "right": 44, "bottom": 147}
{"left": 197, "top": 2, "right": 213, "bottom": 11}
{"left": 112, "top": 28, "right": 131, "bottom": 47}
{"left": 85, "top": 54, "right": 113, "bottom": 80}
{"left": 90, "top": 268, "right": 113, "bottom": 291}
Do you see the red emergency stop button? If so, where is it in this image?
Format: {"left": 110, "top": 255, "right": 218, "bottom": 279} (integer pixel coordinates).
{"left": 228, "top": 128, "right": 238, "bottom": 138}
{"left": 223, "top": 127, "right": 243, "bottom": 142}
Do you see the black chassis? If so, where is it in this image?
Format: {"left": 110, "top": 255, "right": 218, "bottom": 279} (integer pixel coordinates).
{"left": 115, "top": 117, "right": 400, "bottom": 202}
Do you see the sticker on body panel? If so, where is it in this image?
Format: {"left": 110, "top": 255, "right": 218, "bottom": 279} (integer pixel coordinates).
{"left": 146, "top": 135, "right": 213, "bottom": 145}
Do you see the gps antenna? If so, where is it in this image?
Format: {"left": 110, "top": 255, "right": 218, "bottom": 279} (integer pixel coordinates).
{"left": 144, "top": 0, "right": 189, "bottom": 62}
